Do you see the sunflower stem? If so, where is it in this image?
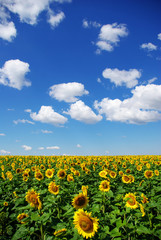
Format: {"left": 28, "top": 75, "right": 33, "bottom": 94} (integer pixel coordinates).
{"left": 40, "top": 223, "right": 44, "bottom": 240}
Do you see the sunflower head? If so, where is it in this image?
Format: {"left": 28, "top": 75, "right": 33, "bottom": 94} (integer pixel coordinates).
{"left": 154, "top": 170, "right": 159, "bottom": 176}
{"left": 122, "top": 175, "right": 131, "bottom": 184}
{"left": 57, "top": 169, "right": 66, "bottom": 179}
{"left": 72, "top": 193, "right": 88, "bottom": 209}
{"left": 45, "top": 169, "right": 53, "bottom": 178}
{"left": 99, "top": 170, "right": 107, "bottom": 178}
{"left": 109, "top": 171, "right": 117, "bottom": 178}
{"left": 17, "top": 213, "right": 29, "bottom": 224}
{"left": 35, "top": 171, "right": 44, "bottom": 181}
{"left": 48, "top": 181, "right": 59, "bottom": 195}
{"left": 124, "top": 193, "right": 138, "bottom": 209}
{"left": 99, "top": 180, "right": 110, "bottom": 192}
{"left": 26, "top": 189, "right": 42, "bottom": 210}
{"left": 73, "top": 209, "right": 99, "bottom": 239}
{"left": 67, "top": 174, "right": 74, "bottom": 182}
{"left": 144, "top": 170, "right": 153, "bottom": 179}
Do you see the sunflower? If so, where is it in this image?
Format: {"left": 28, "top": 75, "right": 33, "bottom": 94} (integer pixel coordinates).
{"left": 74, "top": 170, "right": 80, "bottom": 177}
{"left": 124, "top": 193, "right": 138, "bottom": 209}
{"left": 119, "top": 171, "right": 124, "bottom": 176}
{"left": 35, "top": 171, "right": 44, "bottom": 181}
{"left": 3, "top": 201, "right": 8, "bottom": 206}
{"left": 137, "top": 165, "right": 142, "bottom": 171}
{"left": 73, "top": 209, "right": 98, "bottom": 239}
{"left": 141, "top": 193, "right": 149, "bottom": 204}
{"left": 122, "top": 175, "right": 131, "bottom": 184}
{"left": 48, "top": 181, "right": 59, "bottom": 195}
{"left": 72, "top": 193, "right": 88, "bottom": 209}
{"left": 16, "top": 168, "right": 22, "bottom": 174}
{"left": 45, "top": 169, "right": 53, "bottom": 178}
{"left": 57, "top": 169, "right": 66, "bottom": 179}
{"left": 99, "top": 180, "right": 110, "bottom": 192}
{"left": 17, "top": 213, "right": 29, "bottom": 224}
{"left": 109, "top": 171, "right": 117, "bottom": 178}
{"left": 67, "top": 174, "right": 74, "bottom": 182}
{"left": 144, "top": 170, "right": 153, "bottom": 179}
{"left": 99, "top": 170, "right": 107, "bottom": 178}
{"left": 154, "top": 170, "right": 159, "bottom": 176}
{"left": 26, "top": 189, "right": 42, "bottom": 210}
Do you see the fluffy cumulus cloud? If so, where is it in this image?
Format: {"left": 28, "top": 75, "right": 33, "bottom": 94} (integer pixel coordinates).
{"left": 0, "top": 59, "right": 31, "bottom": 90}
{"left": 47, "top": 9, "right": 65, "bottom": 29}
{"left": 0, "top": 7, "right": 17, "bottom": 41}
{"left": 94, "top": 84, "right": 161, "bottom": 124}
{"left": 0, "top": 0, "right": 71, "bottom": 36}
{"left": 96, "top": 23, "right": 128, "bottom": 53}
{"left": 49, "top": 82, "right": 89, "bottom": 102}
{"left": 22, "top": 145, "right": 32, "bottom": 151}
{"left": 30, "top": 105, "right": 68, "bottom": 126}
{"left": 140, "top": 42, "right": 157, "bottom": 51}
{"left": 64, "top": 100, "right": 102, "bottom": 124}
{"left": 102, "top": 68, "right": 141, "bottom": 88}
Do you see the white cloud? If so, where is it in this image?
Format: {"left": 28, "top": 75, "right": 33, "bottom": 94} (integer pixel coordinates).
{"left": 22, "top": 145, "right": 32, "bottom": 151}
{"left": 30, "top": 106, "right": 68, "bottom": 126}
{"left": 1, "top": 0, "right": 71, "bottom": 27}
{"left": 0, "top": 59, "right": 31, "bottom": 90}
{"left": 158, "top": 33, "right": 161, "bottom": 40}
{"left": 47, "top": 9, "right": 65, "bottom": 28}
{"left": 49, "top": 82, "right": 89, "bottom": 102}
{"left": 64, "top": 100, "right": 102, "bottom": 124}
{"left": 82, "top": 19, "right": 101, "bottom": 28}
{"left": 0, "top": 133, "right": 5, "bottom": 136}
{"left": 76, "top": 144, "right": 81, "bottom": 148}
{"left": 24, "top": 109, "right": 32, "bottom": 113}
{"left": 148, "top": 77, "right": 157, "bottom": 84}
{"left": 102, "top": 68, "right": 141, "bottom": 88}
{"left": 41, "top": 129, "right": 53, "bottom": 134}
{"left": 0, "top": 7, "right": 17, "bottom": 42}
{"left": 2, "top": 0, "right": 50, "bottom": 25}
{"left": 96, "top": 41, "right": 113, "bottom": 52}
{"left": 7, "top": 108, "right": 15, "bottom": 111}
{"left": 13, "top": 119, "right": 35, "bottom": 124}
{"left": 0, "top": 21, "right": 17, "bottom": 42}
{"left": 97, "top": 78, "right": 101, "bottom": 83}
{"left": 38, "top": 147, "right": 44, "bottom": 150}
{"left": 94, "top": 84, "right": 161, "bottom": 124}
{"left": 96, "top": 23, "right": 128, "bottom": 52}
{"left": 46, "top": 146, "right": 60, "bottom": 150}
{"left": 140, "top": 42, "right": 157, "bottom": 51}
{"left": 0, "top": 149, "right": 10, "bottom": 154}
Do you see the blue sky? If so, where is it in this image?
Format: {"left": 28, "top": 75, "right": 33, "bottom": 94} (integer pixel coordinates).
{"left": 0, "top": 0, "right": 161, "bottom": 156}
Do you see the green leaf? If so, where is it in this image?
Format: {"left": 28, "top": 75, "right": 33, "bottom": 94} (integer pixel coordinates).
{"left": 110, "top": 227, "right": 121, "bottom": 237}
{"left": 31, "top": 212, "right": 40, "bottom": 221}
{"left": 11, "top": 226, "right": 28, "bottom": 240}
{"left": 137, "top": 226, "right": 151, "bottom": 235}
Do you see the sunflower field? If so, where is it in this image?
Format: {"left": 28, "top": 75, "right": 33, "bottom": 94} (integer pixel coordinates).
{"left": 0, "top": 155, "right": 161, "bottom": 240}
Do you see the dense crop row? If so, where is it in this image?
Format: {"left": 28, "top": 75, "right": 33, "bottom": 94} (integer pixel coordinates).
{"left": 0, "top": 155, "right": 161, "bottom": 240}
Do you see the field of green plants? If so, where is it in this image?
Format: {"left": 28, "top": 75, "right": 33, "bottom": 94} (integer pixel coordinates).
{"left": 0, "top": 155, "right": 161, "bottom": 240}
